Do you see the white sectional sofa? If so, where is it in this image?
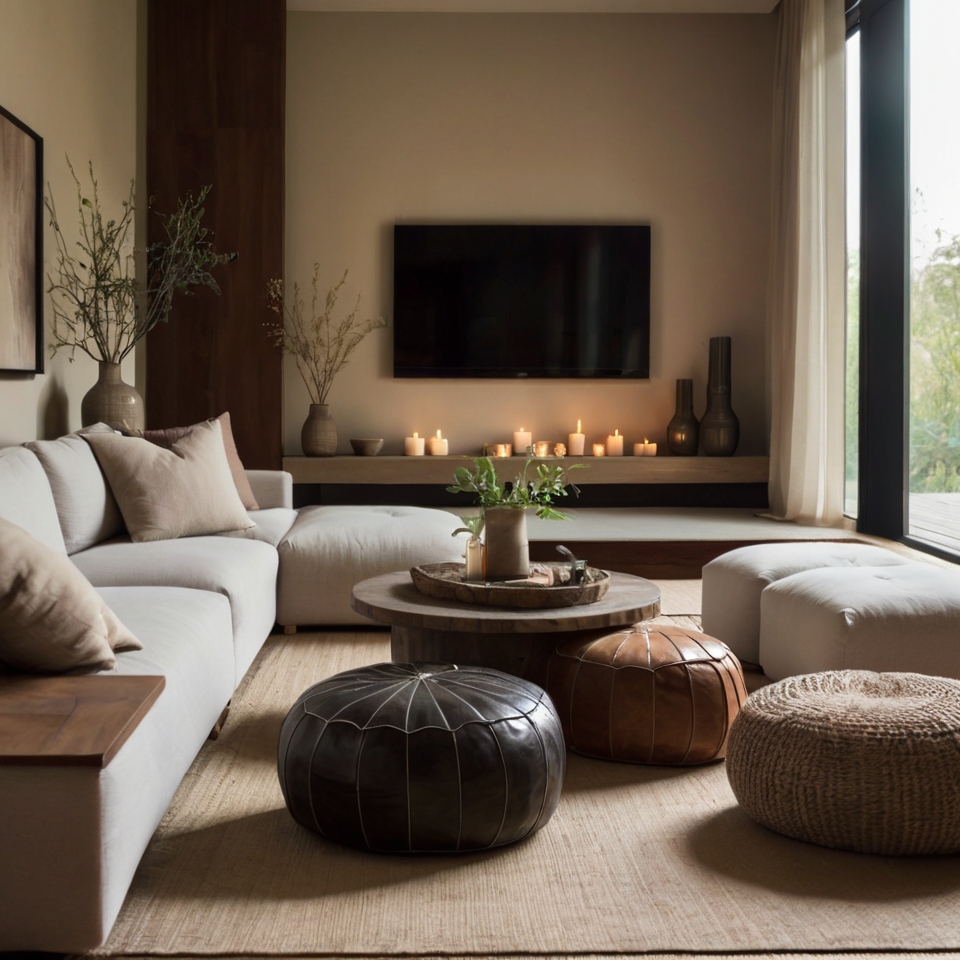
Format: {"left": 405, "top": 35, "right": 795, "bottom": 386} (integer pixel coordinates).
{"left": 0, "top": 429, "right": 463, "bottom": 952}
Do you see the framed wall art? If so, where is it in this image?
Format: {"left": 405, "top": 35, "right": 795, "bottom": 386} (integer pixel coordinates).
{"left": 0, "top": 103, "right": 43, "bottom": 373}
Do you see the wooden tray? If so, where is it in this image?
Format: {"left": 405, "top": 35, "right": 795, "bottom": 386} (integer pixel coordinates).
{"left": 410, "top": 561, "right": 610, "bottom": 609}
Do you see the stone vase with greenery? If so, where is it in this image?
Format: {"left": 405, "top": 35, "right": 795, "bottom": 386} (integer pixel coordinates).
{"left": 448, "top": 457, "right": 581, "bottom": 580}
{"left": 45, "top": 159, "right": 233, "bottom": 432}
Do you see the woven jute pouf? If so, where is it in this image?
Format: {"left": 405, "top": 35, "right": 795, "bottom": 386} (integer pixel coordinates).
{"left": 726, "top": 670, "right": 960, "bottom": 855}
{"left": 278, "top": 661, "right": 565, "bottom": 853}
{"left": 543, "top": 625, "right": 747, "bottom": 764}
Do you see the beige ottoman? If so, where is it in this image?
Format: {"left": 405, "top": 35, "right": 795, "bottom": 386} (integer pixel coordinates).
{"left": 758, "top": 563, "right": 960, "bottom": 682}
{"left": 277, "top": 505, "right": 464, "bottom": 627}
{"left": 727, "top": 670, "right": 960, "bottom": 854}
{"left": 701, "top": 542, "right": 910, "bottom": 667}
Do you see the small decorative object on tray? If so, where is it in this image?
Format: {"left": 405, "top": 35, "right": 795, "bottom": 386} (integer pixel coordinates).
{"left": 410, "top": 560, "right": 610, "bottom": 609}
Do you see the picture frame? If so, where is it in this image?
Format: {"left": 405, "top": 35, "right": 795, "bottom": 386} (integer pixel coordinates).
{"left": 0, "top": 102, "right": 43, "bottom": 373}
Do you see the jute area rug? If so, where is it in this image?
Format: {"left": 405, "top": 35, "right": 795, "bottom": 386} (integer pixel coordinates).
{"left": 94, "top": 619, "right": 960, "bottom": 958}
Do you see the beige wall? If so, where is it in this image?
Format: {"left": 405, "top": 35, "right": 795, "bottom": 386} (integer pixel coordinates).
{"left": 285, "top": 11, "right": 776, "bottom": 457}
{"left": 0, "top": 0, "right": 137, "bottom": 446}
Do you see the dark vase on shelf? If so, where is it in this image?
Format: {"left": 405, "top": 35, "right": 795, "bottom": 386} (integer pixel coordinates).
{"left": 700, "top": 336, "right": 740, "bottom": 456}
{"left": 666, "top": 378, "right": 699, "bottom": 456}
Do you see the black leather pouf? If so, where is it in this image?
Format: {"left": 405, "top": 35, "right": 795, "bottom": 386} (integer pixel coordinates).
{"left": 278, "top": 661, "right": 566, "bottom": 853}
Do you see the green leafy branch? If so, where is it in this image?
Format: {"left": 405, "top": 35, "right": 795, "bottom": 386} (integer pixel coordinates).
{"left": 45, "top": 158, "right": 233, "bottom": 364}
{"left": 446, "top": 457, "right": 582, "bottom": 521}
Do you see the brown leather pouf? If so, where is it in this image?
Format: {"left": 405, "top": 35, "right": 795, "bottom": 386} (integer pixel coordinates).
{"left": 543, "top": 624, "right": 747, "bottom": 764}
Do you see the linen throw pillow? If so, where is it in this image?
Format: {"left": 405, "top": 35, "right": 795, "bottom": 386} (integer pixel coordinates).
{"left": 84, "top": 420, "right": 255, "bottom": 543}
{"left": 0, "top": 517, "right": 141, "bottom": 673}
{"left": 137, "top": 412, "right": 259, "bottom": 510}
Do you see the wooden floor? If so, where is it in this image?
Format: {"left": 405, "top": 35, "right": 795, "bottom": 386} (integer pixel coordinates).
{"left": 910, "top": 492, "right": 960, "bottom": 554}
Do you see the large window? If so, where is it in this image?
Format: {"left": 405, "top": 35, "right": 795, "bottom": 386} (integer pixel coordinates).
{"left": 854, "top": 0, "right": 960, "bottom": 560}
{"left": 907, "top": 0, "right": 960, "bottom": 552}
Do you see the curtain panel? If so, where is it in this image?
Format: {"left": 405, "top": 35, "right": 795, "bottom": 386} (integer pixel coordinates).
{"left": 766, "top": 0, "right": 847, "bottom": 525}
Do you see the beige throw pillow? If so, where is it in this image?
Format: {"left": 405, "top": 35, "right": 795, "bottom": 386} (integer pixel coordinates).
{"left": 137, "top": 412, "right": 259, "bottom": 510}
{"left": 0, "top": 517, "right": 141, "bottom": 673}
{"left": 84, "top": 420, "right": 256, "bottom": 543}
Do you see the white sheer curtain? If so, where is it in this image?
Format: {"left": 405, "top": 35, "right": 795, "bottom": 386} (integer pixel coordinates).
{"left": 766, "top": 0, "right": 847, "bottom": 525}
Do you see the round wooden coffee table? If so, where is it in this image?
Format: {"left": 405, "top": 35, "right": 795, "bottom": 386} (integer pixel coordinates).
{"left": 350, "top": 570, "right": 661, "bottom": 681}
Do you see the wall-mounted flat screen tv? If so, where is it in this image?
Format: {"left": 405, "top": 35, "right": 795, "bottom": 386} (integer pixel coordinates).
{"left": 393, "top": 224, "right": 650, "bottom": 378}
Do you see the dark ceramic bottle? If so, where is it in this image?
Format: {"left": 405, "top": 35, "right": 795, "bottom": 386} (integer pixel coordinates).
{"left": 666, "top": 378, "right": 699, "bottom": 456}
{"left": 700, "top": 336, "right": 740, "bottom": 456}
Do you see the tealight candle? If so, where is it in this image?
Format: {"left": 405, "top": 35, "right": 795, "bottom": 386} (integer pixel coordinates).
{"left": 492, "top": 443, "right": 513, "bottom": 458}
{"left": 605, "top": 429, "right": 624, "bottom": 457}
{"left": 592, "top": 442, "right": 606, "bottom": 457}
{"left": 568, "top": 419, "right": 585, "bottom": 457}
{"left": 533, "top": 440, "right": 551, "bottom": 457}
{"left": 427, "top": 429, "right": 448, "bottom": 456}
{"left": 512, "top": 427, "right": 532, "bottom": 456}
{"left": 404, "top": 431, "right": 425, "bottom": 456}
{"left": 633, "top": 438, "right": 658, "bottom": 456}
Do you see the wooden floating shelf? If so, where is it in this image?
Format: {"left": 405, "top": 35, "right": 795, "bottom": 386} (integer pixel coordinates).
{"left": 282, "top": 454, "right": 769, "bottom": 486}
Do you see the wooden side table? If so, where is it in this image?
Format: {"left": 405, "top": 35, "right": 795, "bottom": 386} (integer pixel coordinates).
{"left": 351, "top": 570, "right": 660, "bottom": 680}
{"left": 0, "top": 674, "right": 165, "bottom": 768}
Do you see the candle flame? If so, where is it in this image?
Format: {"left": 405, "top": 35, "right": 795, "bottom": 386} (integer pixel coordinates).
{"left": 436, "top": 430, "right": 442, "bottom": 439}
{"left": 644, "top": 438, "right": 649, "bottom": 443}
{"left": 615, "top": 429, "right": 620, "bottom": 437}
{"left": 413, "top": 431, "right": 418, "bottom": 439}
{"left": 577, "top": 419, "right": 581, "bottom": 433}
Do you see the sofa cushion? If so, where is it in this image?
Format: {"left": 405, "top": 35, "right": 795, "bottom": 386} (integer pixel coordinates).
{"left": 277, "top": 505, "right": 464, "bottom": 626}
{"left": 138, "top": 411, "right": 259, "bottom": 510}
{"left": 84, "top": 421, "right": 254, "bottom": 542}
{"left": 26, "top": 425, "right": 124, "bottom": 555}
{"left": 220, "top": 508, "right": 299, "bottom": 548}
{"left": 0, "top": 446, "right": 66, "bottom": 554}
{"left": 0, "top": 517, "right": 141, "bottom": 673}
{"left": 72, "top": 536, "right": 278, "bottom": 685}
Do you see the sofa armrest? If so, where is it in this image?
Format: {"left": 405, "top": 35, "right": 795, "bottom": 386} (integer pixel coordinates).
{"left": 245, "top": 470, "right": 293, "bottom": 510}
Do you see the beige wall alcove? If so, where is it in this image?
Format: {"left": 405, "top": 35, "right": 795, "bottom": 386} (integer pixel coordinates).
{"left": 285, "top": 10, "right": 776, "bottom": 457}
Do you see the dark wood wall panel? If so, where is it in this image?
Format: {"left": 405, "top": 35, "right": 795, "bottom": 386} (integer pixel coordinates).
{"left": 147, "top": 0, "right": 284, "bottom": 469}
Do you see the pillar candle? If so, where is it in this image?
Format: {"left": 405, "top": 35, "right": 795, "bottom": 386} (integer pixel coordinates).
{"left": 605, "top": 429, "right": 624, "bottom": 457}
{"left": 645, "top": 441, "right": 658, "bottom": 456}
{"left": 427, "top": 430, "right": 449, "bottom": 456}
{"left": 592, "top": 443, "right": 606, "bottom": 457}
{"left": 404, "top": 431, "right": 425, "bottom": 456}
{"left": 512, "top": 428, "right": 532, "bottom": 456}
{"left": 568, "top": 419, "right": 586, "bottom": 456}
{"left": 633, "top": 439, "right": 658, "bottom": 456}
{"left": 633, "top": 442, "right": 645, "bottom": 456}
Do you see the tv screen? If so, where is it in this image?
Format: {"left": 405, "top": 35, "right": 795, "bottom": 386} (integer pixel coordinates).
{"left": 393, "top": 224, "right": 650, "bottom": 379}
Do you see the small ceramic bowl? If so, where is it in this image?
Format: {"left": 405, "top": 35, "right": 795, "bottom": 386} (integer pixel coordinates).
{"left": 350, "top": 438, "right": 384, "bottom": 456}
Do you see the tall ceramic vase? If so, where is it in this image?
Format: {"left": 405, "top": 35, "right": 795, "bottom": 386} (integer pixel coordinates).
{"left": 666, "top": 378, "right": 699, "bottom": 456}
{"left": 81, "top": 361, "right": 145, "bottom": 433}
{"left": 301, "top": 403, "right": 338, "bottom": 456}
{"left": 700, "top": 336, "right": 740, "bottom": 456}
{"left": 484, "top": 506, "right": 530, "bottom": 580}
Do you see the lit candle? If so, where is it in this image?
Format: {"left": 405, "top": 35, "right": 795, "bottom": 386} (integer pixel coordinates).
{"left": 512, "top": 427, "right": 532, "bottom": 456}
{"left": 568, "top": 419, "right": 585, "bottom": 457}
{"left": 533, "top": 440, "right": 551, "bottom": 457}
{"left": 592, "top": 442, "right": 606, "bottom": 457}
{"left": 493, "top": 443, "right": 512, "bottom": 458}
{"left": 606, "top": 429, "right": 624, "bottom": 457}
{"left": 464, "top": 538, "right": 484, "bottom": 581}
{"left": 404, "top": 431, "right": 425, "bottom": 456}
{"left": 633, "top": 438, "right": 658, "bottom": 456}
{"left": 427, "top": 429, "right": 449, "bottom": 456}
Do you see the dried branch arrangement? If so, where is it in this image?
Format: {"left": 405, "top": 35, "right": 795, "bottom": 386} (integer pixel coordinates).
{"left": 265, "top": 264, "right": 385, "bottom": 406}
{"left": 45, "top": 159, "right": 233, "bottom": 363}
